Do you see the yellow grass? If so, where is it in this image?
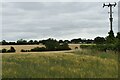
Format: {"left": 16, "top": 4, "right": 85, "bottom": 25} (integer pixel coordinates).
{"left": 0, "top": 44, "right": 81, "bottom": 53}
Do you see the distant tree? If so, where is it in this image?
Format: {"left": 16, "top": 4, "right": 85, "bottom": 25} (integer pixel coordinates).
{"left": 116, "top": 32, "right": 120, "bottom": 39}
{"left": 34, "top": 40, "right": 39, "bottom": 44}
{"left": 71, "top": 38, "right": 82, "bottom": 43}
{"left": 28, "top": 40, "right": 34, "bottom": 44}
{"left": 59, "top": 40, "right": 64, "bottom": 43}
{"left": 0, "top": 41, "right": 2, "bottom": 45}
{"left": 2, "top": 49, "right": 7, "bottom": 53}
{"left": 106, "top": 30, "right": 115, "bottom": 44}
{"left": 43, "top": 38, "right": 60, "bottom": 50}
{"left": 8, "top": 42, "right": 16, "bottom": 45}
{"left": 115, "top": 32, "right": 120, "bottom": 51}
{"left": 63, "top": 40, "right": 70, "bottom": 43}
{"left": 10, "top": 46, "right": 16, "bottom": 52}
{"left": 17, "top": 39, "right": 27, "bottom": 45}
{"left": 39, "top": 40, "right": 42, "bottom": 44}
{"left": 94, "top": 37, "right": 105, "bottom": 44}
{"left": 2, "top": 40, "right": 7, "bottom": 45}
{"left": 7, "top": 46, "right": 16, "bottom": 52}
{"left": 62, "top": 43, "right": 71, "bottom": 50}
{"left": 86, "top": 39, "right": 93, "bottom": 44}
{"left": 81, "top": 39, "right": 86, "bottom": 43}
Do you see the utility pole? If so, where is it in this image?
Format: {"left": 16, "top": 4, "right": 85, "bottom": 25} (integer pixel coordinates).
{"left": 103, "top": 2, "right": 117, "bottom": 32}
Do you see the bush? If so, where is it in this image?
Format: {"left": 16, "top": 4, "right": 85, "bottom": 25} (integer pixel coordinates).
{"left": 2, "top": 49, "right": 7, "bottom": 53}
{"left": 7, "top": 46, "right": 16, "bottom": 53}
{"left": 1, "top": 46, "right": 16, "bottom": 53}
{"left": 80, "top": 44, "right": 118, "bottom": 52}
{"left": 21, "top": 49, "right": 30, "bottom": 52}
{"left": 30, "top": 47, "right": 46, "bottom": 52}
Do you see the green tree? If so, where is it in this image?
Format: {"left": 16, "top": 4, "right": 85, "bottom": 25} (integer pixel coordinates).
{"left": 59, "top": 40, "right": 64, "bottom": 43}
{"left": 43, "top": 38, "right": 60, "bottom": 50}
{"left": 34, "top": 40, "right": 39, "bottom": 44}
{"left": 115, "top": 32, "right": 120, "bottom": 51}
{"left": 106, "top": 30, "right": 115, "bottom": 44}
{"left": 28, "top": 40, "right": 34, "bottom": 44}
{"left": 94, "top": 37, "right": 105, "bottom": 44}
{"left": 71, "top": 38, "right": 82, "bottom": 43}
{"left": 116, "top": 32, "right": 120, "bottom": 39}
{"left": 2, "top": 40, "right": 7, "bottom": 45}
{"left": 17, "top": 39, "right": 27, "bottom": 45}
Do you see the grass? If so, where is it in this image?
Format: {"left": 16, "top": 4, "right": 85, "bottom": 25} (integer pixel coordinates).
{"left": 2, "top": 49, "right": 118, "bottom": 78}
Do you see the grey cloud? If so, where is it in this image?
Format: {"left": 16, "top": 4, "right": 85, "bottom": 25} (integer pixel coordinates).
{"left": 2, "top": 2, "right": 118, "bottom": 41}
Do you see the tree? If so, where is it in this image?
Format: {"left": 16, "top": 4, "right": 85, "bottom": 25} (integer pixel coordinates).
{"left": 10, "top": 46, "right": 16, "bottom": 52}
{"left": 94, "top": 37, "right": 105, "bottom": 44}
{"left": 106, "top": 30, "right": 115, "bottom": 44}
{"left": 43, "top": 38, "right": 60, "bottom": 50}
{"left": 7, "top": 46, "right": 16, "bottom": 52}
{"left": 2, "top": 49, "right": 7, "bottom": 53}
{"left": 34, "top": 40, "right": 39, "bottom": 44}
{"left": 17, "top": 39, "right": 27, "bottom": 45}
{"left": 63, "top": 40, "right": 70, "bottom": 43}
{"left": 115, "top": 32, "right": 120, "bottom": 51}
{"left": 2, "top": 40, "right": 7, "bottom": 45}
{"left": 28, "top": 40, "right": 34, "bottom": 44}
{"left": 59, "top": 40, "right": 64, "bottom": 43}
{"left": 71, "top": 38, "right": 82, "bottom": 43}
{"left": 116, "top": 32, "right": 120, "bottom": 39}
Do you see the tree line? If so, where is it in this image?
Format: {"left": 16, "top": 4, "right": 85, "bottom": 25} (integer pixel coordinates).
{"left": 1, "top": 31, "right": 120, "bottom": 45}
{"left": 80, "top": 31, "right": 120, "bottom": 52}
{"left": 0, "top": 38, "right": 94, "bottom": 45}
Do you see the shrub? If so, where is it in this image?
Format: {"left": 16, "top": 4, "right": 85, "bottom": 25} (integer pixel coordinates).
{"left": 30, "top": 47, "right": 46, "bottom": 52}
{"left": 7, "top": 46, "right": 16, "bottom": 53}
{"left": 1, "top": 47, "right": 16, "bottom": 53}
{"left": 2, "top": 49, "right": 7, "bottom": 53}
{"left": 80, "top": 44, "right": 118, "bottom": 52}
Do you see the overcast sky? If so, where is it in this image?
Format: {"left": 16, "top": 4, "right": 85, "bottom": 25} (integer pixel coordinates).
{"left": 2, "top": 2, "right": 118, "bottom": 41}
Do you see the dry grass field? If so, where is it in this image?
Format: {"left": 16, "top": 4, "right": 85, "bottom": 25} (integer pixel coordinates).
{"left": 1, "top": 44, "right": 118, "bottom": 78}
{"left": 0, "top": 44, "right": 81, "bottom": 53}
{"left": 2, "top": 50, "right": 118, "bottom": 78}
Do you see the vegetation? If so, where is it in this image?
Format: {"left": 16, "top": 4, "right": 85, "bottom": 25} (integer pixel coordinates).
{"left": 0, "top": 38, "right": 94, "bottom": 45}
{"left": 1, "top": 29, "right": 119, "bottom": 78}
{"left": 0, "top": 46, "right": 16, "bottom": 53}
{"left": 2, "top": 49, "right": 118, "bottom": 78}
{"left": 94, "top": 37, "right": 105, "bottom": 44}
{"left": 80, "top": 32, "right": 120, "bottom": 52}
{"left": 21, "top": 38, "right": 71, "bottom": 52}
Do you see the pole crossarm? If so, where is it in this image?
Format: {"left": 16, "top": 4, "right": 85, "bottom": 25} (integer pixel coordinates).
{"left": 103, "top": 2, "right": 117, "bottom": 8}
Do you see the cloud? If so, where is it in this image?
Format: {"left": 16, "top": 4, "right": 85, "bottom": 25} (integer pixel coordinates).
{"left": 2, "top": 2, "right": 118, "bottom": 41}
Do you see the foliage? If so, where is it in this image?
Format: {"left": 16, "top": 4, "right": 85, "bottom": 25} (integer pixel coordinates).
{"left": 106, "top": 30, "right": 115, "bottom": 44}
{"left": 94, "top": 37, "right": 105, "bottom": 44}
{"left": 30, "top": 47, "right": 46, "bottom": 52}
{"left": 1, "top": 46, "right": 16, "bottom": 53}
{"left": 21, "top": 49, "right": 30, "bottom": 52}
{"left": 43, "top": 38, "right": 60, "bottom": 50}
{"left": 80, "top": 44, "right": 119, "bottom": 52}
{"left": 20, "top": 38, "right": 71, "bottom": 52}
{"left": 1, "top": 49, "right": 7, "bottom": 53}
{"left": 7, "top": 46, "right": 16, "bottom": 52}
{"left": 17, "top": 39, "right": 27, "bottom": 45}
{"left": 41, "top": 38, "right": 71, "bottom": 51}
{"left": 71, "top": 38, "right": 82, "bottom": 43}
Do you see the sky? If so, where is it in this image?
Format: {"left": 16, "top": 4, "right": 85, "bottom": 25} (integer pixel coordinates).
{"left": 1, "top": 2, "right": 119, "bottom": 41}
